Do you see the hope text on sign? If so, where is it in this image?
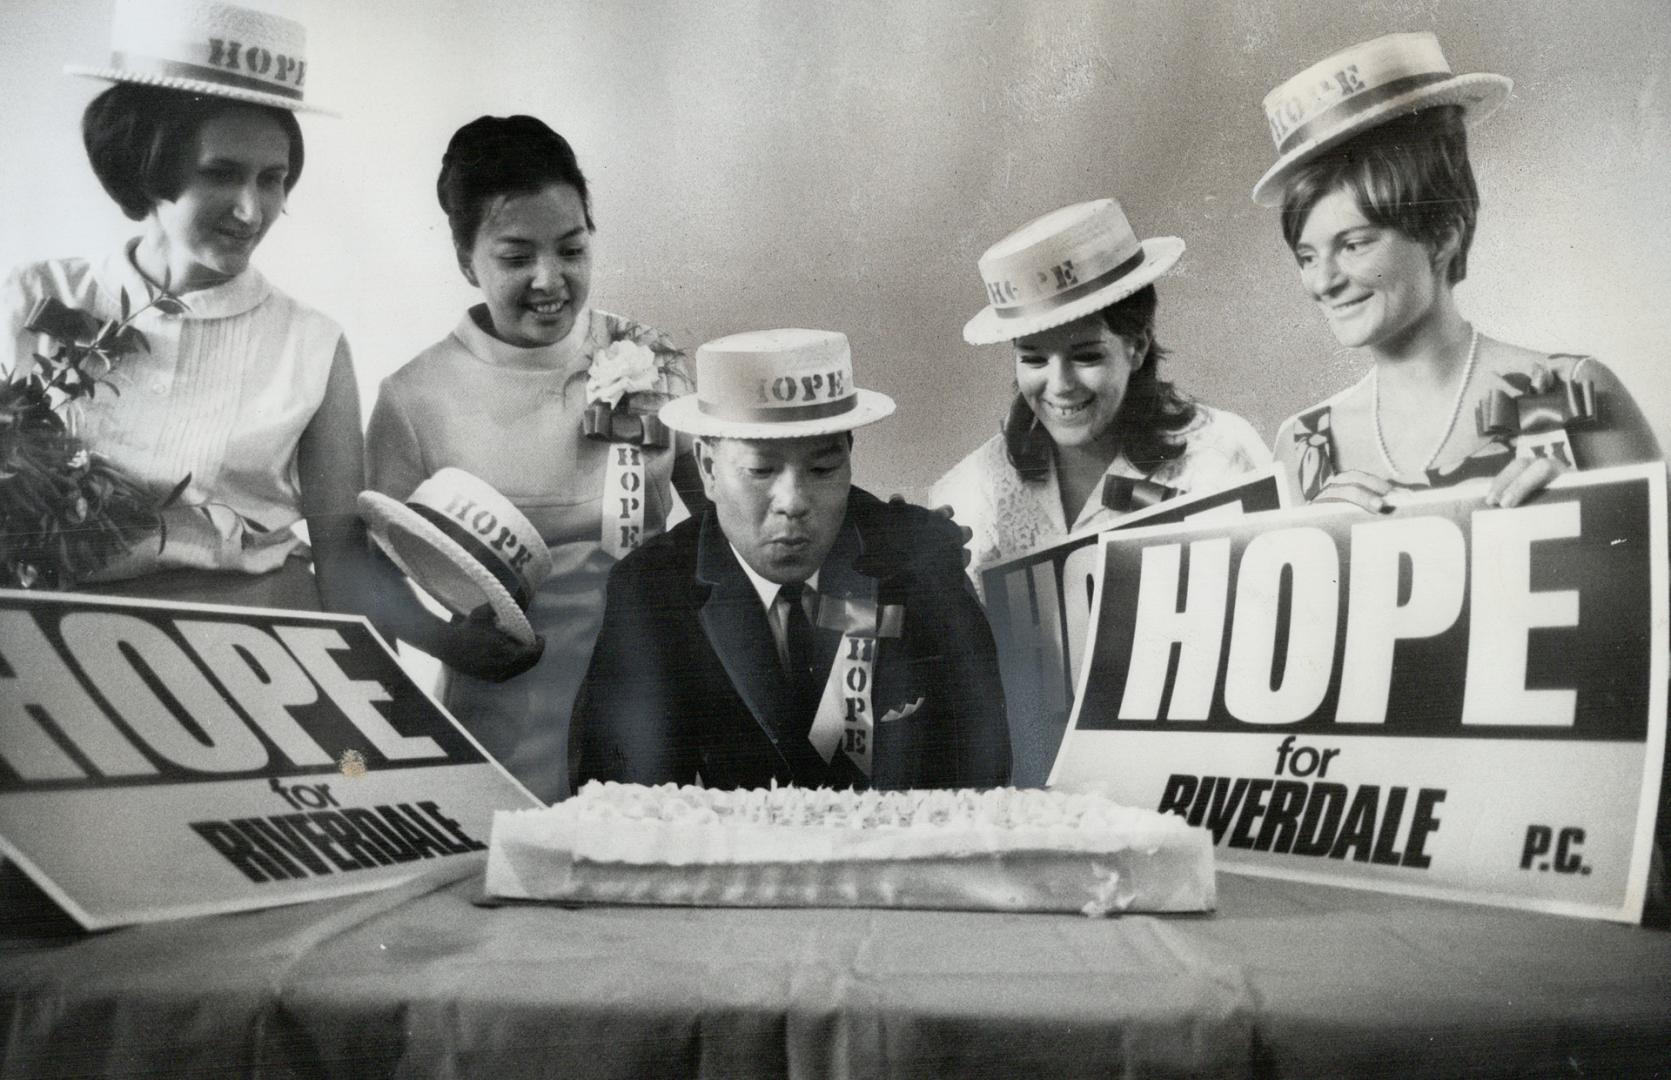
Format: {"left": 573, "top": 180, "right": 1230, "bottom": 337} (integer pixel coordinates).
{"left": 0, "top": 593, "right": 539, "bottom": 928}
{"left": 1051, "top": 465, "right": 1666, "bottom": 921}
{"left": 980, "top": 471, "right": 1286, "bottom": 785}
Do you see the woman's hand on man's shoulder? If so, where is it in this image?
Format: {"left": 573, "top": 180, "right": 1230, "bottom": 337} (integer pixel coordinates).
{"left": 856, "top": 494, "right": 975, "bottom": 578}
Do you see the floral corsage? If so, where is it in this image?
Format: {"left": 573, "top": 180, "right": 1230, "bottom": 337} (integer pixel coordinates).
{"left": 581, "top": 323, "right": 687, "bottom": 449}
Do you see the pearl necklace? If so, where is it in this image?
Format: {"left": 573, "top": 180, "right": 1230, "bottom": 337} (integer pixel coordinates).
{"left": 1371, "top": 326, "right": 1479, "bottom": 480}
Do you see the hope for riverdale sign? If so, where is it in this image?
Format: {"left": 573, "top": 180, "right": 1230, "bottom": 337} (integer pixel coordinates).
{"left": 981, "top": 470, "right": 1288, "bottom": 787}
{"left": 1049, "top": 463, "right": 1667, "bottom": 922}
{"left": 0, "top": 593, "right": 540, "bottom": 929}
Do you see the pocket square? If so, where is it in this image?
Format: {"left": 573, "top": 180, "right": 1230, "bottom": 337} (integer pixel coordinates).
{"left": 879, "top": 696, "right": 925, "bottom": 724}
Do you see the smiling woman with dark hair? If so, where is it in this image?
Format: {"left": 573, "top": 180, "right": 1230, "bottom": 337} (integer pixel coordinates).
{"left": 932, "top": 198, "right": 1268, "bottom": 581}
{"left": 365, "top": 114, "right": 701, "bottom": 802}
{"left": 81, "top": 83, "right": 306, "bottom": 222}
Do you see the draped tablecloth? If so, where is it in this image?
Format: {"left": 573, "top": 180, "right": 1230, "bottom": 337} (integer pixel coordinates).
{"left": 2, "top": 862, "right": 1668, "bottom": 1078}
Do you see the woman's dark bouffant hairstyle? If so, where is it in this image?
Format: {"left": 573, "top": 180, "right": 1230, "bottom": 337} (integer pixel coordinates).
{"left": 82, "top": 83, "right": 304, "bottom": 221}
{"left": 1003, "top": 284, "right": 1198, "bottom": 482}
{"left": 437, "top": 115, "right": 593, "bottom": 252}
{"left": 1279, "top": 105, "right": 1480, "bottom": 285}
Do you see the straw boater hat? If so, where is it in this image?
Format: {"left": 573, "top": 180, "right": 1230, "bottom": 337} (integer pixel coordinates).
{"left": 659, "top": 329, "right": 895, "bottom": 439}
{"left": 962, "top": 199, "right": 1184, "bottom": 346}
{"left": 1251, "top": 32, "right": 1511, "bottom": 207}
{"left": 357, "top": 470, "right": 553, "bottom": 646}
{"left": 66, "top": 0, "right": 334, "bottom": 115}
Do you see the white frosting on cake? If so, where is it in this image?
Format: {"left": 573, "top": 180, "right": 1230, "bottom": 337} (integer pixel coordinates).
{"left": 485, "top": 784, "right": 1216, "bottom": 916}
{"left": 500, "top": 783, "right": 1200, "bottom": 863}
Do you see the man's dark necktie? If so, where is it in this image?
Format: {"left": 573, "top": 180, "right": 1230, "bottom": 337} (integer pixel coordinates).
{"left": 777, "top": 582, "right": 822, "bottom": 731}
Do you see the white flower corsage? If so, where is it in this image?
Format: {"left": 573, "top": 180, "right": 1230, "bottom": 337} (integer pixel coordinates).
{"left": 585, "top": 339, "right": 661, "bottom": 409}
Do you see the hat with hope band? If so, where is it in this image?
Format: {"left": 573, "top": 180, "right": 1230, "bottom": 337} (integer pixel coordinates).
{"left": 357, "top": 469, "right": 553, "bottom": 646}
{"left": 962, "top": 198, "right": 1184, "bottom": 346}
{"left": 658, "top": 328, "right": 895, "bottom": 439}
{"left": 1251, "top": 31, "right": 1510, "bottom": 207}
{"left": 66, "top": 0, "right": 336, "bottom": 115}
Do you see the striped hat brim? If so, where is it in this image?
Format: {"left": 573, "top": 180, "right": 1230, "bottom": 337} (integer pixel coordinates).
{"left": 1252, "top": 73, "right": 1510, "bottom": 207}
{"left": 357, "top": 490, "right": 536, "bottom": 646}
{"left": 65, "top": 63, "right": 338, "bottom": 116}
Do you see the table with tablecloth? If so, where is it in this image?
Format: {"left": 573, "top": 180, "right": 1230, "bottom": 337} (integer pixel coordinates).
{"left": 2, "top": 862, "right": 1668, "bottom": 1078}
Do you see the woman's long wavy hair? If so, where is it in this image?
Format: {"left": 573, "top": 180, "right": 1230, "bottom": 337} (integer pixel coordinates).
{"left": 1002, "top": 284, "right": 1197, "bottom": 481}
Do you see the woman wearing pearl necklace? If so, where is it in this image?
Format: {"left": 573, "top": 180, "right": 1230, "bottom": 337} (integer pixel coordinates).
{"left": 1256, "top": 33, "right": 1659, "bottom": 510}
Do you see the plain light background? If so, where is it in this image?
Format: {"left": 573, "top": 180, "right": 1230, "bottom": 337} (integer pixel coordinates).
{"left": 2, "top": 0, "right": 1668, "bottom": 501}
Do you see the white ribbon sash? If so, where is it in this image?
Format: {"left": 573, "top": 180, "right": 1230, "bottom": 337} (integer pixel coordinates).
{"left": 602, "top": 445, "right": 648, "bottom": 559}
{"left": 805, "top": 597, "right": 905, "bottom": 777}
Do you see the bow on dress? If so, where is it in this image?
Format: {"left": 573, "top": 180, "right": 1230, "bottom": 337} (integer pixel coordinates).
{"left": 1102, "top": 474, "right": 1181, "bottom": 513}
{"left": 1427, "top": 371, "right": 1598, "bottom": 485}
{"left": 581, "top": 401, "right": 671, "bottom": 448}
{"left": 1474, "top": 372, "right": 1597, "bottom": 467}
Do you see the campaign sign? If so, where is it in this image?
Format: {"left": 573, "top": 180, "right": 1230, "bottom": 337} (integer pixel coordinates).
{"left": 0, "top": 591, "right": 541, "bottom": 929}
{"left": 981, "top": 470, "right": 1288, "bottom": 785}
{"left": 1050, "top": 463, "right": 1668, "bottom": 922}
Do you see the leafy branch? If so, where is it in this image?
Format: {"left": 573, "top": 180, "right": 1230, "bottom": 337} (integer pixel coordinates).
{"left": 22, "top": 283, "right": 187, "bottom": 409}
{"left": 1, "top": 279, "right": 196, "bottom": 589}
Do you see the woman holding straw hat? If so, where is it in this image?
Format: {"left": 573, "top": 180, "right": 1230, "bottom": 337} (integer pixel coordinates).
{"left": 365, "top": 115, "right": 701, "bottom": 803}
{"left": 1256, "top": 32, "right": 1660, "bottom": 511}
{"left": 931, "top": 198, "right": 1270, "bottom": 579}
{"left": 0, "top": 0, "right": 535, "bottom": 680}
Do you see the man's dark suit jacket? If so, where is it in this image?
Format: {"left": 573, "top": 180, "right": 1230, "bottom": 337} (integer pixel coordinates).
{"left": 570, "top": 487, "right": 1011, "bottom": 791}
